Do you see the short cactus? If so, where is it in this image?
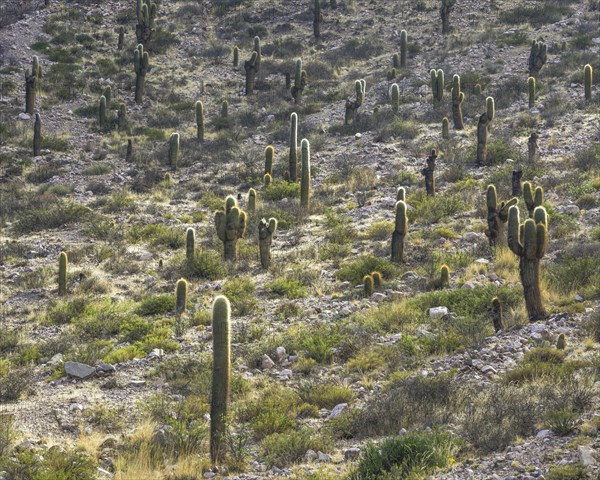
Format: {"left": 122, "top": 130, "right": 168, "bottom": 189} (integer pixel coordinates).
{"left": 451, "top": 74, "right": 464, "bottom": 129}
{"left": 210, "top": 295, "right": 231, "bottom": 464}
{"left": 584, "top": 64, "right": 592, "bottom": 101}
{"left": 169, "top": 132, "right": 179, "bottom": 171}
{"left": 102, "top": 86, "right": 112, "bottom": 105}
{"left": 186, "top": 227, "right": 195, "bottom": 261}
{"left": 175, "top": 278, "right": 187, "bottom": 317}
{"left": 221, "top": 100, "right": 228, "bottom": 119}
{"left": 528, "top": 39, "right": 547, "bottom": 79}
{"left": 265, "top": 145, "right": 274, "bottom": 176}
{"left": 118, "top": 103, "right": 127, "bottom": 131}
{"left": 58, "top": 251, "right": 68, "bottom": 296}
{"left": 99, "top": 95, "right": 107, "bottom": 129}
{"left": 392, "top": 53, "right": 400, "bottom": 69}
{"left": 396, "top": 187, "right": 406, "bottom": 202}
{"left": 363, "top": 274, "right": 374, "bottom": 297}
{"left": 291, "top": 58, "right": 306, "bottom": 105}
{"left": 387, "top": 68, "right": 397, "bottom": 81}
{"left": 134, "top": 43, "right": 149, "bottom": 104}
{"left": 422, "top": 149, "right": 437, "bottom": 196}
{"left": 391, "top": 83, "right": 399, "bottom": 114}
{"left": 371, "top": 271, "right": 383, "bottom": 288}
{"left": 344, "top": 79, "right": 366, "bottom": 125}
{"left": 430, "top": 69, "right": 444, "bottom": 106}
{"left": 215, "top": 195, "right": 247, "bottom": 261}
{"left": 556, "top": 333, "right": 566, "bottom": 350}
{"left": 264, "top": 173, "right": 272, "bottom": 188}
{"left": 248, "top": 188, "right": 256, "bottom": 213}
{"left": 400, "top": 30, "right": 407, "bottom": 68}
{"left": 491, "top": 297, "right": 503, "bottom": 332}
{"left": 289, "top": 112, "right": 298, "bottom": 181}
{"left": 391, "top": 200, "right": 408, "bottom": 263}
{"left": 476, "top": 96, "right": 495, "bottom": 166}
{"left": 258, "top": 217, "right": 277, "bottom": 269}
{"left": 136, "top": 0, "right": 156, "bottom": 49}
{"left": 440, "top": 0, "right": 456, "bottom": 34}
{"left": 440, "top": 264, "right": 450, "bottom": 289}
{"left": 484, "top": 184, "right": 517, "bottom": 248}
{"left": 33, "top": 113, "right": 41, "bottom": 156}
{"left": 195, "top": 100, "right": 204, "bottom": 142}
{"left": 313, "top": 0, "right": 322, "bottom": 38}
{"left": 527, "top": 77, "right": 535, "bottom": 109}
{"left": 300, "top": 139, "right": 311, "bottom": 209}
{"left": 126, "top": 138, "right": 133, "bottom": 162}
{"left": 244, "top": 51, "right": 258, "bottom": 95}
{"left": 233, "top": 46, "right": 239, "bottom": 67}
{"left": 474, "top": 83, "right": 482, "bottom": 95}
{"left": 117, "top": 26, "right": 125, "bottom": 51}
{"left": 523, "top": 181, "right": 543, "bottom": 218}
{"left": 442, "top": 117, "right": 449, "bottom": 139}
{"left": 25, "top": 56, "right": 41, "bottom": 114}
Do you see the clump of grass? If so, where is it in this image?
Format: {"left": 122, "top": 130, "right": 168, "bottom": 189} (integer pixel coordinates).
{"left": 260, "top": 429, "right": 332, "bottom": 468}
{"left": 336, "top": 255, "right": 397, "bottom": 284}
{"left": 298, "top": 381, "right": 355, "bottom": 409}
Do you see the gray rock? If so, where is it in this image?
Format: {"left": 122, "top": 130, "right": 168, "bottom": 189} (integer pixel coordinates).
{"left": 344, "top": 447, "right": 361, "bottom": 461}
{"left": 578, "top": 445, "right": 597, "bottom": 466}
{"left": 95, "top": 363, "right": 115, "bottom": 374}
{"left": 530, "top": 324, "right": 546, "bottom": 333}
{"left": 536, "top": 429, "right": 551, "bottom": 438}
{"left": 129, "top": 379, "right": 146, "bottom": 387}
{"left": 462, "top": 282, "right": 476, "bottom": 289}
{"left": 429, "top": 306, "right": 448, "bottom": 318}
{"left": 18, "top": 113, "right": 31, "bottom": 120}
{"left": 65, "top": 361, "right": 96, "bottom": 380}
{"left": 305, "top": 449, "right": 318, "bottom": 462}
{"left": 575, "top": 294, "right": 584, "bottom": 302}
{"left": 328, "top": 403, "right": 348, "bottom": 419}
{"left": 261, "top": 354, "right": 275, "bottom": 370}
{"left": 402, "top": 271, "right": 418, "bottom": 280}
{"left": 203, "top": 472, "right": 216, "bottom": 478}
{"left": 274, "top": 346, "right": 287, "bottom": 363}
{"left": 370, "top": 292, "right": 386, "bottom": 302}
{"left": 317, "top": 451, "right": 332, "bottom": 462}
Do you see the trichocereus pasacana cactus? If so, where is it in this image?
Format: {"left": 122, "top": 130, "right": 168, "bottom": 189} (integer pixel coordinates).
{"left": 300, "top": 139, "right": 311, "bottom": 208}
{"left": 363, "top": 274, "right": 374, "bottom": 296}
{"left": 512, "top": 164, "right": 523, "bottom": 196}
{"left": 175, "top": 278, "right": 187, "bottom": 317}
{"left": 440, "top": 264, "right": 450, "bottom": 289}
{"left": 58, "top": 251, "right": 68, "bottom": 296}
{"left": 248, "top": 188, "right": 256, "bottom": 213}
{"left": 528, "top": 76, "right": 535, "bottom": 109}
{"left": 491, "top": 297, "right": 503, "bottom": 332}
{"left": 265, "top": 145, "right": 274, "bottom": 176}
{"left": 168, "top": 132, "right": 179, "bottom": 171}
{"left": 25, "top": 56, "right": 41, "bottom": 115}
{"left": 371, "top": 271, "right": 383, "bottom": 288}
{"left": 264, "top": 172, "right": 272, "bottom": 187}
{"left": 33, "top": 113, "right": 41, "bottom": 156}
{"left": 484, "top": 184, "right": 517, "bottom": 248}
{"left": 195, "top": 100, "right": 204, "bottom": 142}
{"left": 291, "top": 58, "right": 306, "bottom": 105}
{"left": 528, "top": 132, "right": 539, "bottom": 165}
{"left": 508, "top": 204, "right": 548, "bottom": 321}
{"left": 400, "top": 30, "right": 407, "bottom": 68}
{"left": 391, "top": 200, "right": 408, "bottom": 263}
{"left": 258, "top": 217, "right": 277, "bottom": 269}
{"left": 528, "top": 39, "right": 547, "bottom": 79}
{"left": 233, "top": 45, "right": 239, "bottom": 67}
{"left": 523, "top": 181, "right": 543, "bottom": 218}
{"left": 430, "top": 69, "right": 444, "bottom": 106}
{"left": 442, "top": 117, "right": 449, "bottom": 139}
{"left": 313, "top": 0, "right": 322, "bottom": 38}
{"left": 118, "top": 103, "right": 127, "bottom": 131}
{"left": 186, "top": 227, "right": 195, "bottom": 261}
{"left": 344, "top": 79, "right": 366, "bottom": 125}
{"left": 210, "top": 295, "right": 231, "bottom": 464}
{"left": 117, "top": 26, "right": 125, "bottom": 50}
{"left": 451, "top": 74, "right": 464, "bottom": 129}
{"left": 475, "top": 96, "right": 495, "bottom": 166}
{"left": 584, "top": 64, "right": 592, "bottom": 101}
{"left": 134, "top": 43, "right": 149, "bottom": 104}
{"left": 244, "top": 51, "right": 258, "bottom": 95}
{"left": 136, "top": 0, "right": 156, "bottom": 49}
{"left": 391, "top": 83, "right": 400, "bottom": 114}
{"left": 440, "top": 0, "right": 456, "bottom": 34}
{"left": 99, "top": 95, "right": 107, "bottom": 129}
{"left": 253, "top": 36, "right": 261, "bottom": 73}
{"left": 396, "top": 186, "right": 406, "bottom": 202}
{"left": 422, "top": 149, "right": 437, "bottom": 196}
{"left": 103, "top": 86, "right": 112, "bottom": 105}
{"left": 289, "top": 112, "right": 298, "bottom": 181}
{"left": 215, "top": 195, "right": 247, "bottom": 261}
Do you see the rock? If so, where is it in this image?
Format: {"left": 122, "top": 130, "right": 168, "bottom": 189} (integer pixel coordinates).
{"left": 317, "top": 451, "right": 332, "bottom": 462}
{"left": 462, "top": 282, "right": 476, "bottom": 289}
{"left": 402, "top": 271, "right": 418, "bottom": 280}
{"left": 575, "top": 294, "right": 584, "bottom": 302}
{"left": 146, "top": 348, "right": 163, "bottom": 359}
{"left": 370, "top": 292, "right": 386, "bottom": 302}
{"left": 47, "top": 353, "right": 64, "bottom": 367}
{"left": 536, "top": 429, "right": 551, "bottom": 438}
{"left": 530, "top": 323, "right": 546, "bottom": 333}
{"left": 18, "top": 113, "right": 31, "bottom": 120}
{"left": 261, "top": 354, "right": 275, "bottom": 370}
{"left": 481, "top": 365, "right": 497, "bottom": 375}
{"left": 328, "top": 403, "right": 348, "bottom": 419}
{"left": 344, "top": 447, "right": 361, "bottom": 461}
{"left": 578, "top": 445, "right": 596, "bottom": 466}
{"left": 274, "top": 346, "right": 287, "bottom": 363}
{"left": 65, "top": 361, "right": 96, "bottom": 380}
{"left": 463, "top": 232, "right": 480, "bottom": 242}
{"left": 203, "top": 472, "right": 216, "bottom": 478}
{"left": 305, "top": 449, "right": 318, "bottom": 462}
{"left": 68, "top": 403, "right": 84, "bottom": 412}
{"left": 475, "top": 258, "right": 490, "bottom": 264}
{"left": 429, "top": 306, "right": 448, "bottom": 318}
{"left": 129, "top": 379, "right": 146, "bottom": 387}
{"left": 95, "top": 363, "right": 116, "bottom": 374}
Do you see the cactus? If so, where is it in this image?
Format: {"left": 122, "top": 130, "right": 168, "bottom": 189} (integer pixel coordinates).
{"left": 169, "top": 132, "right": 179, "bottom": 171}
{"left": 528, "top": 132, "right": 539, "bottom": 165}
{"left": 391, "top": 200, "right": 408, "bottom": 263}
{"left": 126, "top": 138, "right": 133, "bottom": 162}
{"left": 221, "top": 100, "right": 228, "bottom": 119}
{"left": 99, "top": 95, "right": 107, "bottom": 129}
{"left": 300, "top": 139, "right": 311, "bottom": 209}
{"left": 117, "top": 26, "right": 125, "bottom": 51}
{"left": 491, "top": 297, "right": 503, "bottom": 332}
{"left": 134, "top": 43, "right": 149, "bottom": 104}
{"left": 391, "top": 83, "right": 400, "bottom": 114}
{"left": 258, "top": 217, "right": 277, "bottom": 269}
{"left": 175, "top": 278, "right": 187, "bottom": 317}
{"left": 344, "top": 79, "right": 366, "bottom": 125}
{"left": 527, "top": 76, "right": 535, "bottom": 109}
{"left": 233, "top": 46, "right": 239, "bottom": 68}
{"left": 476, "top": 96, "right": 495, "bottom": 166}
{"left": 289, "top": 112, "right": 298, "bottom": 181}
{"left": 264, "top": 173, "right": 272, "bottom": 188}
{"left": 313, "top": 0, "right": 322, "bottom": 38}
{"left": 400, "top": 30, "right": 407, "bottom": 68}
{"left": 392, "top": 53, "right": 400, "bottom": 69}
{"left": 556, "top": 333, "right": 566, "bottom": 350}
{"left": 584, "top": 64, "right": 592, "bottom": 101}
{"left": 387, "top": 68, "right": 397, "bottom": 81}
{"left": 528, "top": 39, "right": 547, "bottom": 79}
{"left": 512, "top": 164, "right": 523, "bottom": 196}
{"left": 484, "top": 184, "right": 517, "bottom": 248}
{"left": 371, "top": 271, "right": 383, "bottom": 288}
{"left": 442, "top": 117, "right": 449, "bottom": 139}
{"left": 102, "top": 86, "right": 112, "bottom": 105}
{"left": 244, "top": 51, "right": 258, "bottom": 95}
{"left": 253, "top": 36, "right": 261, "bottom": 74}
{"left": 58, "top": 251, "right": 68, "bottom": 296}
{"left": 186, "top": 227, "right": 195, "bottom": 261}
{"left": 248, "top": 188, "right": 256, "bottom": 213}
{"left": 192, "top": 100, "right": 204, "bottom": 142}
{"left": 440, "top": 0, "right": 456, "bottom": 34}
{"left": 474, "top": 83, "right": 482, "bottom": 96}
{"left": 210, "top": 295, "right": 231, "bottom": 464}
{"left": 523, "top": 181, "right": 543, "bottom": 218}
{"left": 430, "top": 69, "right": 444, "bottom": 106}
{"left": 508, "top": 205, "right": 547, "bottom": 321}
{"left": 451, "top": 74, "right": 464, "bottom": 129}
{"left": 291, "top": 59, "right": 306, "bottom": 105}
{"left": 33, "top": 113, "right": 41, "bottom": 156}
{"left": 215, "top": 196, "right": 247, "bottom": 261}
{"left": 265, "top": 145, "right": 274, "bottom": 176}
{"left": 25, "top": 56, "right": 41, "bottom": 114}
{"left": 422, "top": 149, "right": 437, "bottom": 196}
{"left": 363, "top": 274, "right": 374, "bottom": 297}
{"left": 396, "top": 187, "right": 406, "bottom": 202}
{"left": 440, "top": 264, "right": 450, "bottom": 289}
{"left": 136, "top": 0, "right": 156, "bottom": 49}
{"left": 118, "top": 103, "right": 127, "bottom": 131}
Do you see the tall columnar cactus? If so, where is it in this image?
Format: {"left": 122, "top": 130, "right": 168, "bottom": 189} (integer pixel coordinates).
{"left": 258, "top": 217, "right": 277, "bottom": 269}
{"left": 476, "top": 96, "right": 495, "bottom": 166}
{"left": 400, "top": 30, "right": 407, "bottom": 68}
{"left": 244, "top": 51, "right": 258, "bottom": 95}
{"left": 248, "top": 188, "right": 256, "bottom": 213}
{"left": 528, "top": 39, "right": 547, "bottom": 79}
{"left": 391, "top": 200, "right": 408, "bottom": 263}
{"left": 265, "top": 145, "right": 274, "bottom": 176}
{"left": 25, "top": 56, "right": 41, "bottom": 114}
{"left": 422, "top": 149, "right": 437, "bottom": 196}
{"left": 300, "top": 139, "right": 311, "bottom": 208}
{"left": 392, "top": 54, "right": 400, "bottom": 69}
{"left": 103, "top": 86, "right": 112, "bottom": 105}
{"left": 528, "top": 132, "right": 539, "bottom": 165}
{"left": 430, "top": 69, "right": 444, "bottom": 106}
{"left": 58, "top": 251, "right": 68, "bottom": 296}
{"left": 233, "top": 46, "right": 239, "bottom": 68}
{"left": 117, "top": 26, "right": 125, "bottom": 51}
{"left": 175, "top": 278, "right": 188, "bottom": 317}
{"left": 221, "top": 100, "right": 228, "bottom": 119}
{"left": 451, "top": 74, "right": 464, "bottom": 129}
{"left": 291, "top": 58, "right": 306, "bottom": 105}
{"left": 508, "top": 205, "right": 548, "bottom": 321}
{"left": 391, "top": 83, "right": 399, "bottom": 114}
{"left": 491, "top": 297, "right": 503, "bottom": 332}
{"left": 527, "top": 77, "right": 536, "bottom": 109}
{"left": 442, "top": 117, "right": 449, "bottom": 139}
{"left": 169, "top": 132, "right": 179, "bottom": 171}
{"left": 195, "top": 100, "right": 204, "bottom": 142}
{"left": 313, "top": 0, "right": 322, "bottom": 38}
{"left": 33, "top": 113, "right": 41, "bottom": 156}
{"left": 186, "top": 227, "right": 195, "bottom": 261}
{"left": 440, "top": 264, "right": 450, "bottom": 289}
{"left": 523, "top": 181, "right": 543, "bottom": 218}
{"left": 289, "top": 112, "right": 298, "bottom": 181}
{"left": 126, "top": 138, "right": 133, "bottom": 162}
{"left": 512, "top": 164, "right": 523, "bottom": 196}
{"left": 253, "top": 36, "right": 261, "bottom": 74}
{"left": 363, "top": 274, "right": 374, "bottom": 297}
{"left": 136, "top": 0, "right": 156, "bottom": 49}
{"left": 484, "top": 184, "right": 517, "bottom": 248}
{"left": 440, "top": 0, "right": 456, "bottom": 34}
{"left": 118, "top": 103, "right": 127, "bottom": 131}
{"left": 344, "top": 79, "right": 366, "bottom": 125}
{"left": 584, "top": 64, "right": 592, "bottom": 101}
{"left": 99, "top": 95, "right": 107, "bottom": 129}
{"left": 134, "top": 43, "right": 149, "bottom": 104}
{"left": 215, "top": 196, "right": 247, "bottom": 261}
{"left": 396, "top": 187, "right": 405, "bottom": 202}
{"left": 210, "top": 295, "right": 231, "bottom": 464}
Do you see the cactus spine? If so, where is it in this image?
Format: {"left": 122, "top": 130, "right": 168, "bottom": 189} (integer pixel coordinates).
{"left": 528, "top": 77, "right": 535, "bottom": 109}
{"left": 291, "top": 58, "right": 306, "bottom": 105}
{"left": 25, "top": 56, "right": 41, "bottom": 114}
{"left": 491, "top": 297, "right": 503, "bottom": 332}
{"left": 233, "top": 46, "right": 239, "bottom": 67}
{"left": 440, "top": 264, "right": 450, "bottom": 289}
{"left": 476, "top": 96, "right": 495, "bottom": 166}
{"left": 313, "top": 0, "right": 322, "bottom": 38}
{"left": 300, "top": 139, "right": 311, "bottom": 209}
{"left": 523, "top": 181, "right": 543, "bottom": 218}
{"left": 440, "top": 0, "right": 456, "bottom": 34}
{"left": 451, "top": 74, "right": 464, "bottom": 129}
{"left": 195, "top": 100, "right": 204, "bottom": 142}
{"left": 584, "top": 64, "right": 592, "bottom": 101}
{"left": 135, "top": 0, "right": 156, "bottom": 49}
{"left": 244, "top": 51, "right": 258, "bottom": 95}
{"left": 134, "top": 43, "right": 149, "bottom": 104}
{"left": 258, "top": 217, "right": 277, "bottom": 269}
{"left": 186, "top": 227, "right": 195, "bottom": 261}
{"left": 422, "top": 149, "right": 437, "bottom": 196}
{"left": 484, "top": 184, "right": 517, "bottom": 248}
{"left": 248, "top": 188, "right": 256, "bottom": 213}
{"left": 210, "top": 295, "right": 231, "bottom": 464}
{"left": 169, "top": 132, "right": 179, "bottom": 171}
{"left": 215, "top": 196, "right": 247, "bottom": 261}
{"left": 391, "top": 83, "right": 399, "bottom": 114}
{"left": 400, "top": 30, "right": 407, "bottom": 68}
{"left": 528, "top": 39, "right": 547, "bottom": 79}
{"left": 391, "top": 200, "right": 408, "bottom": 263}
{"left": 442, "top": 117, "right": 449, "bottom": 139}
{"left": 344, "top": 79, "right": 366, "bottom": 125}
{"left": 363, "top": 274, "right": 374, "bottom": 297}
{"left": 58, "top": 251, "right": 68, "bottom": 296}
{"left": 431, "top": 69, "right": 444, "bottom": 106}
{"left": 508, "top": 205, "right": 547, "bottom": 321}
{"left": 33, "top": 113, "right": 41, "bottom": 156}
{"left": 99, "top": 95, "right": 107, "bottom": 129}
{"left": 175, "top": 278, "right": 187, "bottom": 317}
{"left": 265, "top": 146, "right": 274, "bottom": 176}
{"left": 289, "top": 112, "right": 298, "bottom": 182}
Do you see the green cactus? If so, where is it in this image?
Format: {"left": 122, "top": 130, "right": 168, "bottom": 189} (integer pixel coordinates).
{"left": 584, "top": 64, "right": 592, "bottom": 101}
{"left": 508, "top": 205, "right": 548, "bottom": 321}
{"left": 491, "top": 297, "right": 503, "bottom": 332}
{"left": 258, "top": 217, "right": 277, "bottom": 269}
{"left": 245, "top": 51, "right": 258, "bottom": 95}
{"left": 233, "top": 45, "right": 239, "bottom": 67}
{"left": 400, "top": 30, "right": 407, "bottom": 68}
{"left": 58, "top": 251, "right": 68, "bottom": 296}
{"left": 186, "top": 227, "right": 195, "bottom": 261}
{"left": 117, "top": 26, "right": 125, "bottom": 51}
{"left": 396, "top": 187, "right": 406, "bottom": 202}
{"left": 344, "top": 79, "right": 366, "bottom": 125}
{"left": 391, "top": 83, "right": 399, "bottom": 114}
{"left": 371, "top": 271, "right": 383, "bottom": 288}
{"left": 300, "top": 139, "right": 311, "bottom": 209}
{"left": 476, "top": 96, "right": 495, "bottom": 166}
{"left": 195, "top": 100, "right": 204, "bottom": 142}
{"left": 169, "top": 132, "right": 179, "bottom": 171}
{"left": 210, "top": 295, "right": 231, "bottom": 464}
{"left": 221, "top": 100, "right": 228, "bottom": 119}
{"left": 291, "top": 58, "right": 306, "bottom": 105}
{"left": 134, "top": 43, "right": 149, "bottom": 104}
{"left": 387, "top": 68, "right": 397, "bottom": 81}
{"left": 265, "top": 145, "right": 274, "bottom": 176}
{"left": 248, "top": 188, "right": 256, "bottom": 213}
{"left": 485, "top": 184, "right": 518, "bottom": 248}
{"left": 422, "top": 149, "right": 437, "bottom": 196}
{"left": 136, "top": 0, "right": 156, "bottom": 49}
{"left": 215, "top": 196, "right": 247, "bottom": 261}
{"left": 175, "top": 278, "right": 187, "bottom": 317}
{"left": 556, "top": 333, "right": 566, "bottom": 350}
{"left": 102, "top": 86, "right": 111, "bottom": 105}
{"left": 528, "top": 39, "right": 547, "bottom": 79}
{"left": 264, "top": 173, "right": 272, "bottom": 188}
{"left": 451, "top": 74, "right": 464, "bottom": 129}
{"left": 440, "top": 264, "right": 450, "bottom": 289}
{"left": 512, "top": 165, "right": 523, "bottom": 196}
{"left": 253, "top": 36, "right": 261, "bottom": 72}
{"left": 289, "top": 112, "right": 298, "bottom": 181}
{"left": 430, "top": 69, "right": 444, "bottom": 106}
{"left": 442, "top": 117, "right": 449, "bottom": 139}
{"left": 25, "top": 56, "right": 41, "bottom": 114}
{"left": 392, "top": 53, "right": 400, "bottom": 69}
{"left": 313, "top": 0, "right": 322, "bottom": 38}
{"left": 474, "top": 83, "right": 482, "bottom": 95}
{"left": 99, "top": 95, "right": 107, "bottom": 129}
{"left": 33, "top": 113, "right": 41, "bottom": 156}
{"left": 440, "top": 0, "right": 456, "bottom": 34}
{"left": 118, "top": 103, "right": 127, "bottom": 131}
{"left": 523, "top": 181, "right": 543, "bottom": 217}
{"left": 363, "top": 274, "right": 374, "bottom": 297}
{"left": 527, "top": 77, "right": 535, "bottom": 109}
{"left": 391, "top": 200, "right": 408, "bottom": 263}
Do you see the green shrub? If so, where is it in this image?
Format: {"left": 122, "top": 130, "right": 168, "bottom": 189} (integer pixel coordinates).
{"left": 545, "top": 408, "right": 578, "bottom": 436}
{"left": 136, "top": 294, "right": 176, "bottom": 316}
{"left": 265, "top": 278, "right": 308, "bottom": 299}
{"left": 16, "top": 201, "right": 90, "bottom": 233}
{"left": 500, "top": 4, "right": 573, "bottom": 26}
{"left": 46, "top": 297, "right": 89, "bottom": 325}
{"left": 184, "top": 250, "right": 225, "bottom": 280}
{"left": 336, "top": 255, "right": 397, "bottom": 284}
{"left": 547, "top": 463, "right": 588, "bottom": 480}
{"left": 298, "top": 381, "right": 355, "bottom": 409}
{"left": 222, "top": 276, "right": 258, "bottom": 315}
{"left": 264, "top": 180, "right": 300, "bottom": 201}
{"left": 260, "top": 429, "right": 332, "bottom": 467}
{"left": 103, "top": 345, "right": 145, "bottom": 364}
